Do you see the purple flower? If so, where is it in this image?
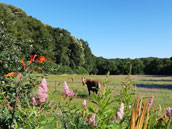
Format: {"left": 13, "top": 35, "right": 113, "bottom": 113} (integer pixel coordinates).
{"left": 83, "top": 100, "right": 87, "bottom": 108}
{"left": 148, "top": 96, "right": 154, "bottom": 107}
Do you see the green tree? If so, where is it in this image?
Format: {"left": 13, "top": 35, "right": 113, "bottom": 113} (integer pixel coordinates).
{"left": 131, "top": 59, "right": 144, "bottom": 74}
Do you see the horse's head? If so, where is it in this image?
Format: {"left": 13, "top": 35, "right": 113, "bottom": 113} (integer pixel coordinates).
{"left": 81, "top": 77, "right": 86, "bottom": 86}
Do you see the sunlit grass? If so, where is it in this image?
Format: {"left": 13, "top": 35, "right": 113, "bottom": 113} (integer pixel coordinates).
{"left": 44, "top": 74, "right": 172, "bottom": 112}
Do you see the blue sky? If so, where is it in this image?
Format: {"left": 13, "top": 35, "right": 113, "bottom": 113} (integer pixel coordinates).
{"left": 1, "top": 0, "right": 172, "bottom": 59}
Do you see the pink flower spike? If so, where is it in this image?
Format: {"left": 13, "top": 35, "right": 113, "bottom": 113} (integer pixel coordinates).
{"left": 111, "top": 115, "right": 115, "bottom": 121}
{"left": 166, "top": 107, "right": 172, "bottom": 118}
{"left": 40, "top": 78, "right": 48, "bottom": 92}
{"left": 37, "top": 87, "right": 45, "bottom": 96}
{"left": 69, "top": 90, "right": 74, "bottom": 97}
{"left": 120, "top": 103, "right": 124, "bottom": 110}
{"left": 64, "top": 81, "right": 74, "bottom": 97}
{"left": 36, "top": 78, "right": 49, "bottom": 103}
{"left": 38, "top": 94, "right": 48, "bottom": 103}
{"left": 64, "top": 81, "right": 69, "bottom": 96}
{"left": 128, "top": 105, "right": 131, "bottom": 109}
{"left": 117, "top": 112, "right": 123, "bottom": 120}
{"left": 117, "top": 103, "right": 124, "bottom": 123}
{"left": 83, "top": 100, "right": 87, "bottom": 108}
{"left": 64, "top": 81, "right": 69, "bottom": 91}
{"left": 89, "top": 113, "right": 96, "bottom": 126}
{"left": 32, "top": 97, "right": 36, "bottom": 105}
{"left": 148, "top": 96, "right": 154, "bottom": 107}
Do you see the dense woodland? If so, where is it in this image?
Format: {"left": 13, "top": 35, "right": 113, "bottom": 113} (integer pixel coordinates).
{"left": 0, "top": 3, "right": 172, "bottom": 75}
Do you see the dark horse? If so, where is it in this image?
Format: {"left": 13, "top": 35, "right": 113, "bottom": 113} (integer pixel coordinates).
{"left": 82, "top": 77, "right": 102, "bottom": 96}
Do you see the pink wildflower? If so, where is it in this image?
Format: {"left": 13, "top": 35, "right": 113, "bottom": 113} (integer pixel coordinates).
{"left": 64, "top": 81, "right": 74, "bottom": 97}
{"left": 148, "top": 96, "right": 154, "bottom": 107}
{"left": 119, "top": 103, "right": 124, "bottom": 115}
{"left": 166, "top": 107, "right": 172, "bottom": 118}
{"left": 37, "top": 78, "right": 48, "bottom": 103}
{"left": 38, "top": 93, "right": 48, "bottom": 103}
{"left": 32, "top": 97, "right": 36, "bottom": 105}
{"left": 64, "top": 81, "right": 69, "bottom": 91}
{"left": 32, "top": 78, "right": 48, "bottom": 104}
{"left": 87, "top": 113, "right": 96, "bottom": 126}
{"left": 37, "top": 87, "right": 45, "bottom": 96}
{"left": 40, "top": 78, "right": 48, "bottom": 92}
{"left": 117, "top": 112, "right": 123, "bottom": 120}
{"left": 128, "top": 105, "right": 131, "bottom": 109}
{"left": 117, "top": 103, "right": 124, "bottom": 123}
{"left": 111, "top": 114, "right": 115, "bottom": 121}
{"left": 68, "top": 90, "right": 74, "bottom": 97}
{"left": 83, "top": 100, "right": 87, "bottom": 108}
{"left": 64, "top": 81, "right": 69, "bottom": 95}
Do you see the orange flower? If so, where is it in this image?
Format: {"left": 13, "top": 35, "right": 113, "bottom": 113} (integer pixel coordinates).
{"left": 29, "top": 54, "right": 37, "bottom": 65}
{"left": 20, "top": 59, "right": 25, "bottom": 70}
{"left": 36, "top": 56, "right": 47, "bottom": 63}
{"left": 4, "top": 72, "right": 17, "bottom": 77}
{"left": 4, "top": 72, "right": 21, "bottom": 78}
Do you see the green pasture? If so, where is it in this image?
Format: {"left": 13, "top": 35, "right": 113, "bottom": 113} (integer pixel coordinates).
{"left": 43, "top": 74, "right": 172, "bottom": 112}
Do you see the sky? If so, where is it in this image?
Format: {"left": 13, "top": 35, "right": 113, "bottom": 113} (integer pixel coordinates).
{"left": 0, "top": 0, "right": 172, "bottom": 59}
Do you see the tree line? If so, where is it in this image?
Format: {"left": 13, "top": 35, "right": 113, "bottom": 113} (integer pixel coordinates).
{"left": 0, "top": 3, "right": 172, "bottom": 75}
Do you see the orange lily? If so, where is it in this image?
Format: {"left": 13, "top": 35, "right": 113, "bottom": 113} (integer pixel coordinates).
{"left": 4, "top": 72, "right": 22, "bottom": 78}
{"left": 4, "top": 72, "right": 17, "bottom": 77}
{"left": 29, "top": 54, "right": 37, "bottom": 65}
{"left": 20, "top": 59, "right": 25, "bottom": 70}
{"left": 36, "top": 56, "right": 47, "bottom": 63}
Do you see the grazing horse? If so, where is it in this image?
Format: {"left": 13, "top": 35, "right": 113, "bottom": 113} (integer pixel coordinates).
{"left": 82, "top": 77, "right": 102, "bottom": 96}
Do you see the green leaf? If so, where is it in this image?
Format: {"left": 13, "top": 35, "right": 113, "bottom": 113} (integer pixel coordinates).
{"left": 88, "top": 107, "right": 95, "bottom": 113}
{"left": 14, "top": 118, "right": 18, "bottom": 129}
{"left": 166, "top": 117, "right": 171, "bottom": 129}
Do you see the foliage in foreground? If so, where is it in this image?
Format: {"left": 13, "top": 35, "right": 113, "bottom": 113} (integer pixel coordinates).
{"left": 1, "top": 56, "right": 172, "bottom": 129}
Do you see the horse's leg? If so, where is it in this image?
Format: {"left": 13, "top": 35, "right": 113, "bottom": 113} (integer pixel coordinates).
{"left": 95, "top": 90, "right": 98, "bottom": 94}
{"left": 88, "top": 89, "right": 91, "bottom": 96}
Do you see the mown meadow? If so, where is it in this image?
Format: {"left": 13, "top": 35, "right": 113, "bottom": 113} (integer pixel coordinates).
{"left": 46, "top": 74, "right": 172, "bottom": 112}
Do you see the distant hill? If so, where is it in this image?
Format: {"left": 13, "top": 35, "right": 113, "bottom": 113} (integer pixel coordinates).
{"left": 0, "top": 3, "right": 96, "bottom": 74}
{"left": 0, "top": 3, "right": 172, "bottom": 75}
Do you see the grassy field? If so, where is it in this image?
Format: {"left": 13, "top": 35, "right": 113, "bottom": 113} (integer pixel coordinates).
{"left": 43, "top": 74, "right": 172, "bottom": 112}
